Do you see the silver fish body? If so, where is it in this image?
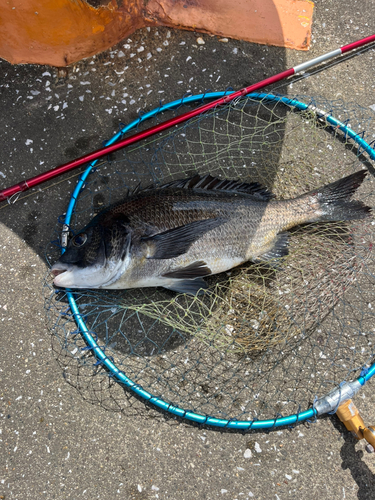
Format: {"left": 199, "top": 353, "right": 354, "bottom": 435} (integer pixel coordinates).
{"left": 51, "top": 171, "right": 371, "bottom": 295}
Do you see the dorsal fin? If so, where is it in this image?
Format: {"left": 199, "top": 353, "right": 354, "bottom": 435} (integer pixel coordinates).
{"left": 154, "top": 174, "right": 275, "bottom": 201}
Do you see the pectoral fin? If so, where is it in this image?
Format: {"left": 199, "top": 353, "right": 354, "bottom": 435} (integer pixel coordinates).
{"left": 144, "top": 218, "right": 224, "bottom": 259}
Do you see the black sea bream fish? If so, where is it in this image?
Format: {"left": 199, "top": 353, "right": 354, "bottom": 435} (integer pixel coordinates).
{"left": 51, "top": 171, "right": 372, "bottom": 295}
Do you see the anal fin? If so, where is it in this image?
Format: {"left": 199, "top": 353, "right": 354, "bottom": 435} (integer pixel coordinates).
{"left": 254, "top": 232, "right": 290, "bottom": 268}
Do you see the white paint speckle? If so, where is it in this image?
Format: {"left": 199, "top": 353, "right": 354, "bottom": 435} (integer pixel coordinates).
{"left": 25, "top": 139, "right": 33, "bottom": 145}
{"left": 254, "top": 442, "right": 262, "bottom": 453}
{"left": 244, "top": 449, "right": 252, "bottom": 458}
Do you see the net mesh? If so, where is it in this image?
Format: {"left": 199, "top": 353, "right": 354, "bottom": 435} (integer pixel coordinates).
{"left": 44, "top": 94, "right": 375, "bottom": 422}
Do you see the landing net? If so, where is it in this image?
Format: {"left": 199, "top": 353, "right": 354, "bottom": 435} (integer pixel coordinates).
{"left": 44, "top": 93, "right": 375, "bottom": 427}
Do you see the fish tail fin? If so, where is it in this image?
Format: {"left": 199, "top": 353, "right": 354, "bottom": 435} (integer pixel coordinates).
{"left": 306, "top": 170, "right": 372, "bottom": 222}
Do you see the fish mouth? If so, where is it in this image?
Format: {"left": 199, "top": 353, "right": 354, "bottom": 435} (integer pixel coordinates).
{"left": 52, "top": 266, "right": 87, "bottom": 288}
{"left": 51, "top": 268, "right": 66, "bottom": 278}
{"left": 50, "top": 260, "right": 124, "bottom": 289}
{"left": 50, "top": 264, "right": 71, "bottom": 287}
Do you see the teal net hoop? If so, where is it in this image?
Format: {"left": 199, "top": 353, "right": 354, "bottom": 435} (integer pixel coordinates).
{"left": 49, "top": 92, "right": 375, "bottom": 429}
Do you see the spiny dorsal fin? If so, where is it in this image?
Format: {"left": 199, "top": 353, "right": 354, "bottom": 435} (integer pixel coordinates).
{"left": 155, "top": 174, "right": 275, "bottom": 201}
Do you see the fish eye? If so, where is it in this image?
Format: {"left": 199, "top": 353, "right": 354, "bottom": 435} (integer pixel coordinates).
{"left": 72, "top": 233, "right": 87, "bottom": 247}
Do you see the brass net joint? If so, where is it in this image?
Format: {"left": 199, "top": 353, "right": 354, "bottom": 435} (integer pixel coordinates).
{"left": 336, "top": 399, "right": 375, "bottom": 448}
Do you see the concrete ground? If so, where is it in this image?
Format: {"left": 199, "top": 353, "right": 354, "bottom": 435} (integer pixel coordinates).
{"left": 1, "top": 0, "right": 375, "bottom": 498}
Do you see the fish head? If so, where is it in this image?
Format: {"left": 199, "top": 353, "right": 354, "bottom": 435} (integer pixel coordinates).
{"left": 51, "top": 216, "right": 132, "bottom": 288}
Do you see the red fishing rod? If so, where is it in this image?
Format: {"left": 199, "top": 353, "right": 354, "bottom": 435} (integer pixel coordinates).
{"left": 1, "top": 34, "right": 375, "bottom": 203}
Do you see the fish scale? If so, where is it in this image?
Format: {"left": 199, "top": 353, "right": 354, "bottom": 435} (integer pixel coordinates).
{"left": 51, "top": 171, "right": 371, "bottom": 295}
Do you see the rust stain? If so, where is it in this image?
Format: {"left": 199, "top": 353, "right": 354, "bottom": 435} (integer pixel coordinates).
{"left": 0, "top": 0, "right": 314, "bottom": 67}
